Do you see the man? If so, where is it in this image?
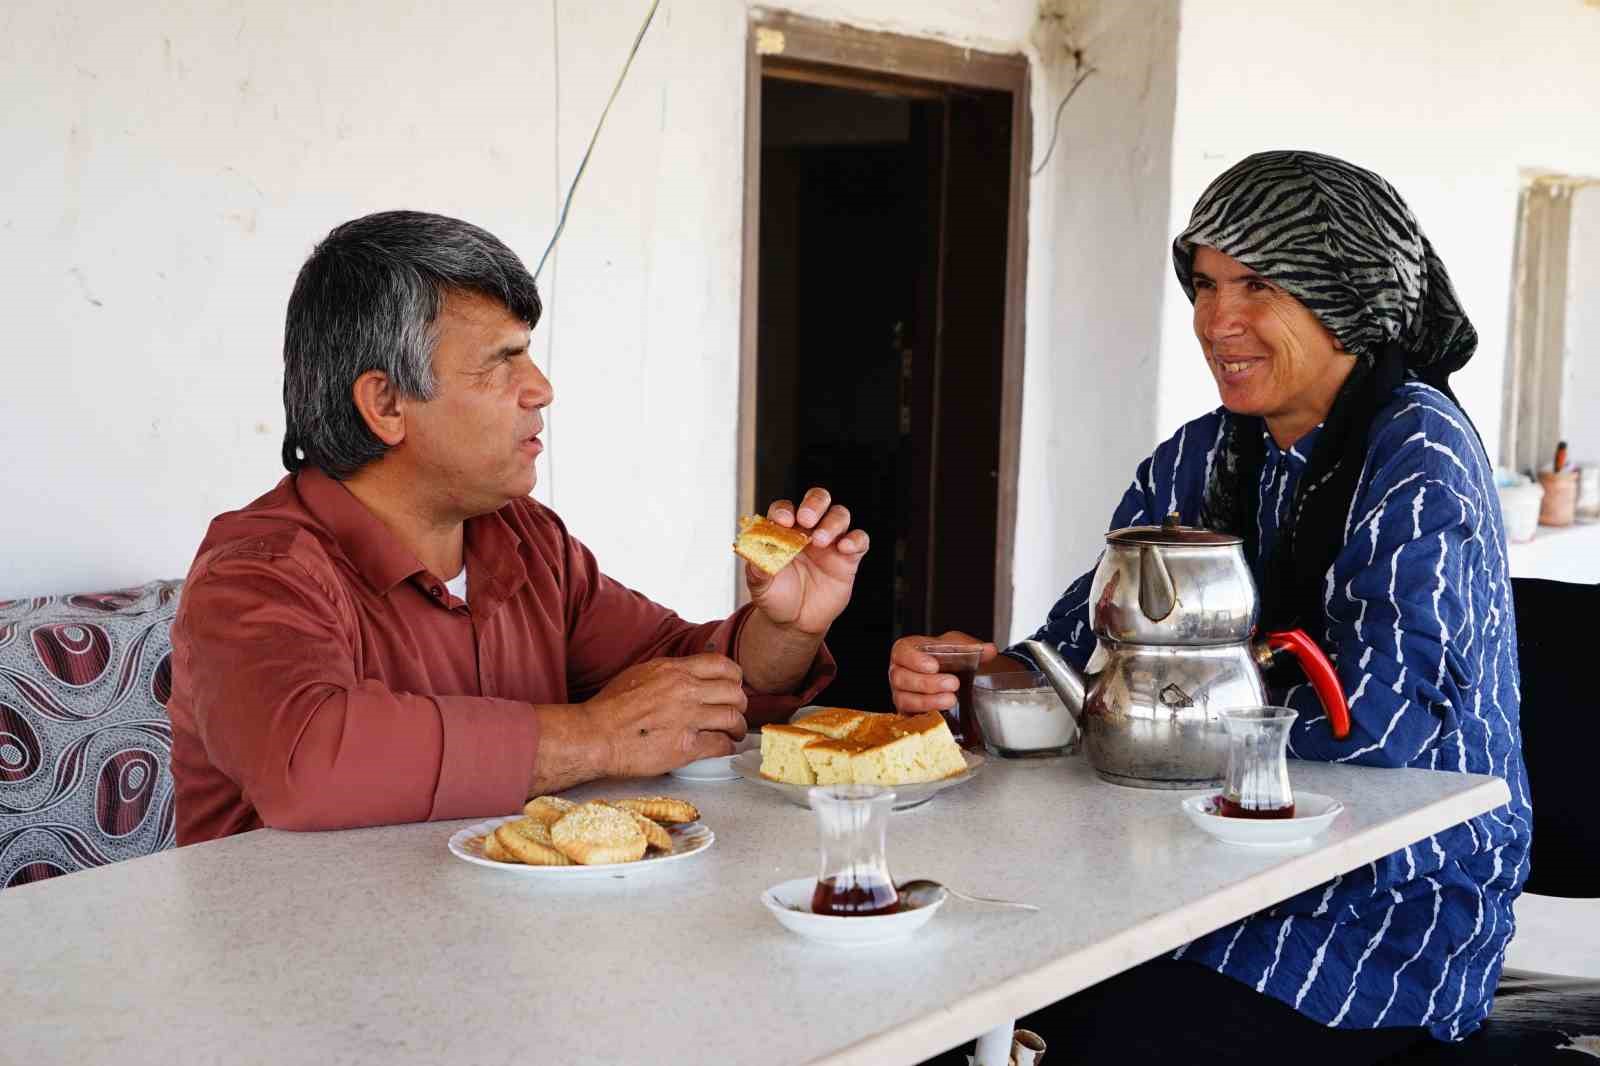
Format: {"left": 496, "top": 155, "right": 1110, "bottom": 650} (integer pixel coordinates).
{"left": 168, "top": 210, "right": 866, "bottom": 844}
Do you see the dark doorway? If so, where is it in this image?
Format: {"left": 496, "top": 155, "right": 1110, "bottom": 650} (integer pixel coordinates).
{"left": 748, "top": 62, "right": 1021, "bottom": 712}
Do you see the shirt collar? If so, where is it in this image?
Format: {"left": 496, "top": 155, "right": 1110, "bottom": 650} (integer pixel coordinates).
{"left": 296, "top": 468, "right": 427, "bottom": 595}
{"left": 296, "top": 467, "right": 530, "bottom": 607}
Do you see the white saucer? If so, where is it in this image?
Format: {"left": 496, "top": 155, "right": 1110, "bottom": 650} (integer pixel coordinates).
{"left": 670, "top": 734, "right": 761, "bottom": 782}
{"left": 760, "top": 877, "right": 945, "bottom": 945}
{"left": 1180, "top": 791, "right": 1344, "bottom": 847}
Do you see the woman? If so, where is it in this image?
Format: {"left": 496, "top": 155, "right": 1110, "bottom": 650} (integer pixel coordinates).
{"left": 893, "top": 151, "right": 1530, "bottom": 1062}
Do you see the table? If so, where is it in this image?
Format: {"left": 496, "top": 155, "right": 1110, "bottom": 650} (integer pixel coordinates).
{"left": 3, "top": 756, "right": 1509, "bottom": 1065}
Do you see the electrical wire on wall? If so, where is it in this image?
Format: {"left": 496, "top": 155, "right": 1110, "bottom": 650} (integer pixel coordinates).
{"left": 536, "top": 0, "right": 663, "bottom": 505}
{"left": 1031, "top": 64, "right": 1096, "bottom": 178}
{"left": 543, "top": 0, "right": 562, "bottom": 504}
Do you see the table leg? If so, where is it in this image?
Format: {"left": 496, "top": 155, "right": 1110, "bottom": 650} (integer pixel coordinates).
{"left": 972, "top": 1020, "right": 1015, "bottom": 1066}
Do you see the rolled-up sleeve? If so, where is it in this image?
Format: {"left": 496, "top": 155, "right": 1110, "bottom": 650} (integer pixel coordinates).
{"left": 558, "top": 533, "right": 835, "bottom": 723}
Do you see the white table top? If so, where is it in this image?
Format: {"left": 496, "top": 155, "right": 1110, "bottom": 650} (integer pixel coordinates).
{"left": 3, "top": 755, "right": 1509, "bottom": 1066}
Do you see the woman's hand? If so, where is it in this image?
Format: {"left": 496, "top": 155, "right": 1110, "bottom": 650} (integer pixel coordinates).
{"left": 887, "top": 631, "right": 998, "bottom": 714}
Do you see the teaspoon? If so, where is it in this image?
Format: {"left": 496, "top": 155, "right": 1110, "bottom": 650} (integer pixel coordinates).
{"left": 897, "top": 879, "right": 1040, "bottom": 912}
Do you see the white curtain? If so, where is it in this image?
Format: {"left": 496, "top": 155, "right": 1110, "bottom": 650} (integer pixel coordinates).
{"left": 1501, "top": 178, "right": 1578, "bottom": 476}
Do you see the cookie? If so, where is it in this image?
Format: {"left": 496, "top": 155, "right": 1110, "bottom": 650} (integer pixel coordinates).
{"left": 494, "top": 817, "right": 573, "bottom": 866}
{"left": 612, "top": 796, "right": 700, "bottom": 825}
{"left": 482, "top": 831, "right": 516, "bottom": 863}
{"left": 626, "top": 810, "right": 674, "bottom": 854}
{"left": 523, "top": 795, "right": 578, "bottom": 827}
{"left": 550, "top": 803, "right": 647, "bottom": 865}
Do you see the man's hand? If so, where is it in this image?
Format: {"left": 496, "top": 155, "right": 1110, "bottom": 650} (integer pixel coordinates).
{"left": 887, "top": 631, "right": 1000, "bottom": 714}
{"left": 584, "top": 654, "right": 749, "bottom": 777}
{"left": 745, "top": 487, "right": 869, "bottom": 637}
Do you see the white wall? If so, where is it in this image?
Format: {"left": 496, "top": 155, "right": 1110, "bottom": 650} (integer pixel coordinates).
{"left": 1008, "top": 0, "right": 1180, "bottom": 641}
{"left": 1158, "top": 0, "right": 1600, "bottom": 467}
{"left": 2, "top": 0, "right": 562, "bottom": 596}
{"left": 1, "top": 0, "right": 1182, "bottom": 651}
{"left": 1561, "top": 185, "right": 1600, "bottom": 467}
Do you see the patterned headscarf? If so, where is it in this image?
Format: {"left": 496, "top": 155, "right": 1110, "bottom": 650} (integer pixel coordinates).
{"left": 1173, "top": 150, "right": 1477, "bottom": 379}
{"left": 1174, "top": 151, "right": 1478, "bottom": 637}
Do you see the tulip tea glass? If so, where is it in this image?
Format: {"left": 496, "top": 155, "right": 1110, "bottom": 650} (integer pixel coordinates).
{"left": 809, "top": 784, "right": 900, "bottom": 916}
{"left": 918, "top": 641, "right": 985, "bottom": 749}
{"left": 1217, "top": 706, "right": 1297, "bottom": 819}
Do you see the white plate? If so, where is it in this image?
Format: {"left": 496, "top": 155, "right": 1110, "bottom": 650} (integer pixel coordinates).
{"left": 1180, "top": 791, "right": 1344, "bottom": 847}
{"left": 730, "top": 749, "right": 984, "bottom": 811}
{"left": 761, "top": 877, "right": 945, "bottom": 945}
{"left": 669, "top": 734, "right": 761, "bottom": 782}
{"left": 448, "top": 815, "right": 714, "bottom": 877}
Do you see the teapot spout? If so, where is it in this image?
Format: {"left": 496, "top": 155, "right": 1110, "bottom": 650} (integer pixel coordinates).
{"left": 1016, "top": 640, "right": 1088, "bottom": 727}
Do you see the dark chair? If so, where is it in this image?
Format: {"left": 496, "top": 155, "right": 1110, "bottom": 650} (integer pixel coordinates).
{"left": 1507, "top": 577, "right": 1596, "bottom": 900}
{"left": 1390, "top": 576, "right": 1600, "bottom": 1062}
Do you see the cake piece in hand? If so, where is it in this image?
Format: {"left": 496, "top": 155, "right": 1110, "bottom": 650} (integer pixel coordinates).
{"left": 733, "top": 515, "right": 812, "bottom": 576}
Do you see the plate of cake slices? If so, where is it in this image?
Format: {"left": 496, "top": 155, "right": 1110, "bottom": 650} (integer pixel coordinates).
{"left": 733, "top": 707, "right": 984, "bottom": 811}
{"left": 449, "top": 794, "right": 713, "bottom": 877}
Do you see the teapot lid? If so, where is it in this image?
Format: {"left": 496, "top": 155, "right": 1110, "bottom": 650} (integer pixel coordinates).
{"left": 1106, "top": 512, "right": 1241, "bottom": 547}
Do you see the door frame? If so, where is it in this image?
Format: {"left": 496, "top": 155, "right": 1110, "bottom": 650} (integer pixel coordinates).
{"left": 736, "top": 11, "right": 1032, "bottom": 642}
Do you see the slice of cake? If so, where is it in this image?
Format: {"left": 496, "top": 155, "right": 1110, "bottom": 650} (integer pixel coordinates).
{"left": 733, "top": 515, "right": 812, "bottom": 576}
{"left": 799, "top": 737, "right": 861, "bottom": 785}
{"left": 852, "top": 711, "right": 968, "bottom": 785}
{"left": 839, "top": 714, "right": 927, "bottom": 787}
{"left": 759, "top": 723, "right": 823, "bottom": 785}
{"left": 761, "top": 710, "right": 969, "bottom": 788}
{"left": 791, "top": 707, "right": 869, "bottom": 741}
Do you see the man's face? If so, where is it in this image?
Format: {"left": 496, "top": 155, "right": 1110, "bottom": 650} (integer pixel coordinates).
{"left": 1191, "top": 246, "right": 1350, "bottom": 441}
{"left": 403, "top": 289, "right": 552, "bottom": 516}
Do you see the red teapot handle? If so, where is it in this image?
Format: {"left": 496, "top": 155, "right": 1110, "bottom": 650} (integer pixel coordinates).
{"left": 1261, "top": 629, "right": 1352, "bottom": 740}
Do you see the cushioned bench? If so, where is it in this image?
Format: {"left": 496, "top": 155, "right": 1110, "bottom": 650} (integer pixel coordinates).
{"left": 0, "top": 581, "right": 181, "bottom": 886}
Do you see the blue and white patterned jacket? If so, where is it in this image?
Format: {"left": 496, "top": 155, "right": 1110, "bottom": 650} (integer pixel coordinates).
{"left": 1013, "top": 380, "right": 1530, "bottom": 1040}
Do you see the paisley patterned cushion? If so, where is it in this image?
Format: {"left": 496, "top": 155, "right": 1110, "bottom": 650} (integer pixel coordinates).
{"left": 0, "top": 581, "right": 181, "bottom": 888}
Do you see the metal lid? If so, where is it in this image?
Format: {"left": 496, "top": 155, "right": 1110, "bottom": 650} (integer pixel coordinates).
{"left": 1106, "top": 512, "right": 1241, "bottom": 547}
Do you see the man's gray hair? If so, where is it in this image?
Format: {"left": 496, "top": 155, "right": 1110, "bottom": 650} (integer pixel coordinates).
{"left": 281, "top": 210, "right": 543, "bottom": 479}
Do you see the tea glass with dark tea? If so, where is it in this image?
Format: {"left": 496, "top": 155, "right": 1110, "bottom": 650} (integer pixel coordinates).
{"left": 809, "top": 784, "right": 899, "bottom": 917}
{"left": 918, "top": 641, "right": 985, "bottom": 749}
{"left": 1217, "top": 706, "right": 1297, "bottom": 819}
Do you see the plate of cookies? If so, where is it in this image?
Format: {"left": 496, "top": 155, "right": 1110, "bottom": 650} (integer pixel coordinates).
{"left": 449, "top": 794, "right": 712, "bottom": 877}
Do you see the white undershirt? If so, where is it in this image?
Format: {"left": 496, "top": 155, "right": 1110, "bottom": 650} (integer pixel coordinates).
{"left": 444, "top": 567, "right": 468, "bottom": 604}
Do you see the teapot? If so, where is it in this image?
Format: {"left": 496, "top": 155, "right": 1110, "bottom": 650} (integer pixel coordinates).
{"left": 1017, "top": 515, "right": 1350, "bottom": 789}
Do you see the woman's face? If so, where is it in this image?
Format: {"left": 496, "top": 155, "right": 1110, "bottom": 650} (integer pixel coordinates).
{"left": 1191, "top": 246, "right": 1355, "bottom": 446}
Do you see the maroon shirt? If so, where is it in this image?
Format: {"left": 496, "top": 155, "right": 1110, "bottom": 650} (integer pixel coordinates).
{"left": 168, "top": 468, "right": 833, "bottom": 844}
